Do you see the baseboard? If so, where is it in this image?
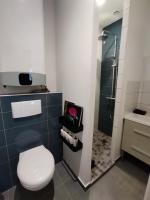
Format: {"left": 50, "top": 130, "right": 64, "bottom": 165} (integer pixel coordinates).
{"left": 62, "top": 160, "right": 91, "bottom": 190}
{"left": 77, "top": 177, "right": 91, "bottom": 190}
{"left": 62, "top": 158, "right": 120, "bottom": 191}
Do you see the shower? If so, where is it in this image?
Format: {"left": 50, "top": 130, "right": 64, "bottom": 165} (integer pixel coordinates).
{"left": 99, "top": 29, "right": 118, "bottom": 100}
{"left": 98, "top": 20, "right": 122, "bottom": 135}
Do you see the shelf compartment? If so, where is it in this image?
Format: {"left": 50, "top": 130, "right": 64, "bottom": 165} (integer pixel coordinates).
{"left": 59, "top": 116, "right": 83, "bottom": 133}
{"left": 60, "top": 135, "right": 83, "bottom": 152}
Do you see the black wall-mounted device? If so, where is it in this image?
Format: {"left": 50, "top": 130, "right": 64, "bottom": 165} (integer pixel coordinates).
{"left": 19, "top": 73, "right": 32, "bottom": 85}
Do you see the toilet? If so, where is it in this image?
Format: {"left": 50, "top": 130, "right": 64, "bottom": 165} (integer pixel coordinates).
{"left": 17, "top": 145, "right": 55, "bottom": 191}
{"left": 11, "top": 100, "right": 55, "bottom": 191}
{"left": 15, "top": 130, "right": 55, "bottom": 191}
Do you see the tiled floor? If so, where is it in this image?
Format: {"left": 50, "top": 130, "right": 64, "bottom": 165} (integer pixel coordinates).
{"left": 2, "top": 159, "right": 149, "bottom": 200}
{"left": 91, "top": 130, "right": 114, "bottom": 183}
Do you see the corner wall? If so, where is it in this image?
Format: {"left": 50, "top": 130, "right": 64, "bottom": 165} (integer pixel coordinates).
{"left": 55, "top": 0, "right": 97, "bottom": 186}
{"left": 112, "top": 0, "right": 148, "bottom": 160}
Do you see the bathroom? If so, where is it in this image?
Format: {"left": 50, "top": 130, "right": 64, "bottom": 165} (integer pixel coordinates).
{"left": 0, "top": 0, "right": 150, "bottom": 200}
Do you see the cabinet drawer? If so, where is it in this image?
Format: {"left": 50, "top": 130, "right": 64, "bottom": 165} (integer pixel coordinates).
{"left": 122, "top": 119, "right": 150, "bottom": 165}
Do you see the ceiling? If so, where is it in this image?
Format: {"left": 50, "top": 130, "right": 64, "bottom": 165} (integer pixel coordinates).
{"left": 97, "top": 0, "right": 123, "bottom": 28}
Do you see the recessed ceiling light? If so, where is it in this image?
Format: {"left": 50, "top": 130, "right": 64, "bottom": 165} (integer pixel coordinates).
{"left": 96, "top": 0, "right": 106, "bottom": 7}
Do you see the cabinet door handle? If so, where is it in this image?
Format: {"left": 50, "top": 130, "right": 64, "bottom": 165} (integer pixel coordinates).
{"left": 131, "top": 145, "right": 150, "bottom": 158}
{"left": 134, "top": 129, "right": 150, "bottom": 139}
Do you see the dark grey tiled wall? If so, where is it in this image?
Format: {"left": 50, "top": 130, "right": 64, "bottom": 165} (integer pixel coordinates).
{"left": 0, "top": 93, "right": 62, "bottom": 192}
{"left": 99, "top": 19, "right": 122, "bottom": 136}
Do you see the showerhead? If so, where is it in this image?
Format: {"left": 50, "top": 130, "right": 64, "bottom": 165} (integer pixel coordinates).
{"left": 98, "top": 30, "right": 108, "bottom": 41}
{"left": 98, "top": 30, "right": 117, "bottom": 41}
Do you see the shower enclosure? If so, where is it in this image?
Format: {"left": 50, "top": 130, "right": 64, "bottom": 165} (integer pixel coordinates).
{"left": 98, "top": 19, "right": 122, "bottom": 136}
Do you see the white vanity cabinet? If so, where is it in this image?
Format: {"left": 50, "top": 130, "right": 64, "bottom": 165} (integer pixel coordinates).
{"left": 122, "top": 117, "right": 150, "bottom": 165}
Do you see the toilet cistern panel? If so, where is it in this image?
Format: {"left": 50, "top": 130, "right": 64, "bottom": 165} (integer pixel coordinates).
{"left": 11, "top": 100, "right": 42, "bottom": 118}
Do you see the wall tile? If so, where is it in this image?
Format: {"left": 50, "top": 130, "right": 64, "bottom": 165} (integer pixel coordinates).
{"left": 0, "top": 163, "right": 12, "bottom": 192}
{"left": 3, "top": 107, "right": 48, "bottom": 130}
{"left": 47, "top": 93, "right": 62, "bottom": 106}
{"left": 101, "top": 77, "right": 114, "bottom": 88}
{"left": 142, "top": 81, "right": 150, "bottom": 93}
{"left": 47, "top": 106, "right": 62, "bottom": 119}
{"left": 51, "top": 139, "right": 63, "bottom": 164}
{"left": 48, "top": 118, "right": 62, "bottom": 163}
{"left": 6, "top": 121, "right": 48, "bottom": 147}
{"left": 10, "top": 158, "right": 18, "bottom": 174}
{"left": 0, "top": 131, "right": 6, "bottom": 147}
{"left": 48, "top": 117, "right": 62, "bottom": 130}
{"left": 138, "top": 104, "right": 150, "bottom": 113}
{"left": 126, "top": 81, "right": 140, "bottom": 94}
{"left": 0, "top": 100, "right": 2, "bottom": 113}
{"left": 0, "top": 113, "right": 4, "bottom": 131}
{"left": 141, "top": 93, "right": 150, "bottom": 105}
{"left": 9, "top": 158, "right": 19, "bottom": 185}
{"left": 7, "top": 144, "right": 18, "bottom": 160}
{"left": 101, "top": 86, "right": 112, "bottom": 96}
{"left": 0, "top": 146, "right": 8, "bottom": 165}
{"left": 0, "top": 94, "right": 46, "bottom": 112}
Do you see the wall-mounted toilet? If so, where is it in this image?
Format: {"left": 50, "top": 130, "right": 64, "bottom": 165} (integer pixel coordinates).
{"left": 17, "top": 145, "right": 55, "bottom": 191}
{"left": 11, "top": 100, "right": 55, "bottom": 191}
{"left": 15, "top": 130, "right": 55, "bottom": 191}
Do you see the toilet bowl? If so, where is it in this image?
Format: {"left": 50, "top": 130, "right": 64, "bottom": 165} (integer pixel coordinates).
{"left": 17, "top": 145, "right": 55, "bottom": 191}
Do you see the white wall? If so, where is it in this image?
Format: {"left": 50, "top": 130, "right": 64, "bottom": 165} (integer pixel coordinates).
{"left": 112, "top": 0, "right": 148, "bottom": 161}
{"left": 137, "top": 0, "right": 150, "bottom": 113}
{"left": 0, "top": 0, "right": 45, "bottom": 74}
{"left": 123, "top": 0, "right": 147, "bottom": 114}
{"left": 43, "top": 0, "right": 57, "bottom": 91}
{"left": 0, "top": 0, "right": 57, "bottom": 93}
{"left": 94, "top": 27, "right": 102, "bottom": 130}
{"left": 111, "top": 0, "right": 131, "bottom": 161}
{"left": 56, "top": 0, "right": 97, "bottom": 186}
{"left": 122, "top": 0, "right": 150, "bottom": 115}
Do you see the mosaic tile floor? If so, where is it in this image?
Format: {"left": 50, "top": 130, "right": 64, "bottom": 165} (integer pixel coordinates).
{"left": 91, "top": 130, "right": 114, "bottom": 183}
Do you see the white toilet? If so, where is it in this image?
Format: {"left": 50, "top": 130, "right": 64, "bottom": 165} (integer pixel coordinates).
{"left": 17, "top": 145, "right": 55, "bottom": 191}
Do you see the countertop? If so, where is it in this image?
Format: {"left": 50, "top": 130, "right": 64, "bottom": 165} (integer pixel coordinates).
{"left": 124, "top": 112, "right": 150, "bottom": 127}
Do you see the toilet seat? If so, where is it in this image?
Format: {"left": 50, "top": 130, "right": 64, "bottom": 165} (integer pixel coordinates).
{"left": 17, "top": 145, "right": 55, "bottom": 191}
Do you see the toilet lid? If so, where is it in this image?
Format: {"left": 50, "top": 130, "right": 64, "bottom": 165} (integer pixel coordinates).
{"left": 17, "top": 145, "right": 55, "bottom": 186}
